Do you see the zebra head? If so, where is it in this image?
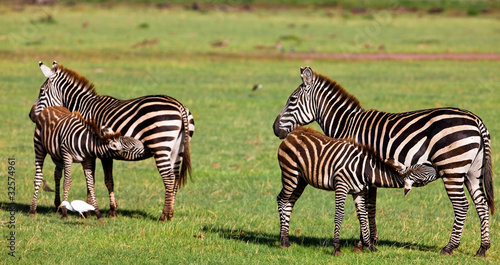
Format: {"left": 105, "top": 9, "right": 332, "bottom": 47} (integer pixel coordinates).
{"left": 387, "top": 159, "right": 438, "bottom": 196}
{"left": 273, "top": 67, "right": 317, "bottom": 139}
{"left": 29, "top": 61, "right": 63, "bottom": 123}
{"left": 101, "top": 127, "right": 145, "bottom": 160}
{"left": 402, "top": 163, "right": 438, "bottom": 196}
{"left": 116, "top": 136, "right": 145, "bottom": 160}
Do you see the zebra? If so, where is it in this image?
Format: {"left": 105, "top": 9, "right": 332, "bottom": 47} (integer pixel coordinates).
{"left": 387, "top": 158, "right": 438, "bottom": 197}
{"left": 29, "top": 61, "right": 195, "bottom": 221}
{"left": 273, "top": 66, "right": 494, "bottom": 256}
{"left": 30, "top": 106, "right": 145, "bottom": 219}
{"left": 277, "top": 126, "right": 438, "bottom": 255}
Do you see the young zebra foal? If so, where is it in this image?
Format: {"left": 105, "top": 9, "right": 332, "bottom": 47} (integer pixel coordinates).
{"left": 30, "top": 106, "right": 145, "bottom": 220}
{"left": 277, "top": 126, "right": 437, "bottom": 255}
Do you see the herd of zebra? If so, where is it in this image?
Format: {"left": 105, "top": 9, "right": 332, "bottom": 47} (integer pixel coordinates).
{"left": 28, "top": 62, "right": 493, "bottom": 257}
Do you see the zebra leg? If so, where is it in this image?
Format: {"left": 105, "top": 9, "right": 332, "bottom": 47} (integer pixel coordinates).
{"left": 356, "top": 186, "right": 378, "bottom": 251}
{"left": 464, "top": 172, "right": 490, "bottom": 257}
{"left": 155, "top": 154, "right": 177, "bottom": 221}
{"left": 333, "top": 187, "right": 348, "bottom": 256}
{"left": 102, "top": 158, "right": 118, "bottom": 218}
{"left": 277, "top": 178, "right": 307, "bottom": 248}
{"left": 29, "top": 152, "right": 46, "bottom": 217}
{"left": 353, "top": 191, "right": 377, "bottom": 252}
{"left": 172, "top": 159, "right": 182, "bottom": 202}
{"left": 82, "top": 159, "right": 103, "bottom": 220}
{"left": 60, "top": 156, "right": 73, "bottom": 220}
{"left": 53, "top": 161, "right": 63, "bottom": 211}
{"left": 84, "top": 159, "right": 96, "bottom": 218}
{"left": 440, "top": 174, "right": 469, "bottom": 255}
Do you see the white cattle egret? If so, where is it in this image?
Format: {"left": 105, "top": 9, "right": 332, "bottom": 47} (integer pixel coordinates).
{"left": 59, "top": 200, "right": 95, "bottom": 219}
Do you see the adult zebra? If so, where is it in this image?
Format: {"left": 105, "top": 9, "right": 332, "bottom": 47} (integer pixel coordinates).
{"left": 29, "top": 61, "right": 195, "bottom": 221}
{"left": 273, "top": 67, "right": 494, "bottom": 256}
{"left": 30, "top": 106, "right": 145, "bottom": 220}
{"left": 277, "top": 126, "right": 438, "bottom": 255}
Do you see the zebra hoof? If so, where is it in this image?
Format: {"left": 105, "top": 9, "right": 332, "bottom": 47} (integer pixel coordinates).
{"left": 60, "top": 215, "right": 68, "bottom": 220}
{"left": 108, "top": 210, "right": 117, "bottom": 218}
{"left": 159, "top": 213, "right": 172, "bottom": 222}
{"left": 475, "top": 247, "right": 487, "bottom": 257}
{"left": 280, "top": 237, "right": 290, "bottom": 248}
{"left": 440, "top": 247, "right": 453, "bottom": 255}
{"left": 29, "top": 213, "right": 36, "bottom": 218}
{"left": 368, "top": 245, "right": 378, "bottom": 252}
{"left": 352, "top": 246, "right": 363, "bottom": 253}
{"left": 158, "top": 215, "right": 166, "bottom": 222}
{"left": 93, "top": 209, "right": 104, "bottom": 220}
{"left": 354, "top": 240, "right": 363, "bottom": 252}
{"left": 333, "top": 241, "right": 341, "bottom": 256}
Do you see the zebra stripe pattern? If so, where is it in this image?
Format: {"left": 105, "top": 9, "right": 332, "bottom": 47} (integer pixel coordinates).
{"left": 273, "top": 66, "right": 494, "bottom": 256}
{"left": 277, "top": 126, "right": 437, "bottom": 255}
{"left": 386, "top": 158, "right": 439, "bottom": 196}
{"left": 30, "top": 106, "right": 145, "bottom": 219}
{"left": 30, "top": 61, "right": 195, "bottom": 221}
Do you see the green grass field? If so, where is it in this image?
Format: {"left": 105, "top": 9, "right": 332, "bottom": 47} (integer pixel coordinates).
{"left": 1, "top": 3, "right": 499, "bottom": 264}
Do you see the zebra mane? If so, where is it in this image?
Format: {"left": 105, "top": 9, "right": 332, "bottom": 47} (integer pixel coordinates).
{"left": 313, "top": 71, "right": 362, "bottom": 109}
{"left": 55, "top": 64, "right": 98, "bottom": 96}
{"left": 72, "top": 111, "right": 121, "bottom": 141}
{"left": 293, "top": 126, "right": 401, "bottom": 174}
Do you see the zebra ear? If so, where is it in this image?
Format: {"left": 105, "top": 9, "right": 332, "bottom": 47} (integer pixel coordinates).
{"left": 101, "top": 126, "right": 115, "bottom": 136}
{"left": 40, "top": 61, "right": 56, "bottom": 79}
{"left": 300, "top": 67, "right": 313, "bottom": 88}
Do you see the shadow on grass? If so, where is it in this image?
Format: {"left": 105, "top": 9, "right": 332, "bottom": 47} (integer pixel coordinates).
{"left": 0, "top": 201, "right": 156, "bottom": 221}
{"left": 201, "top": 225, "right": 440, "bottom": 253}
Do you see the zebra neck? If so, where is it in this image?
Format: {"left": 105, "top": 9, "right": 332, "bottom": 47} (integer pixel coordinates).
{"left": 64, "top": 91, "right": 97, "bottom": 118}
{"left": 65, "top": 94, "right": 119, "bottom": 121}
{"left": 372, "top": 163, "right": 405, "bottom": 188}
{"left": 95, "top": 140, "right": 115, "bottom": 159}
{"left": 71, "top": 130, "right": 99, "bottom": 159}
{"left": 317, "top": 102, "right": 364, "bottom": 138}
{"left": 77, "top": 123, "right": 113, "bottom": 158}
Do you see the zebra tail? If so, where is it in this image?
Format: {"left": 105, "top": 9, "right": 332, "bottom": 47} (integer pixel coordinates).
{"left": 178, "top": 105, "right": 192, "bottom": 188}
{"left": 482, "top": 125, "right": 494, "bottom": 215}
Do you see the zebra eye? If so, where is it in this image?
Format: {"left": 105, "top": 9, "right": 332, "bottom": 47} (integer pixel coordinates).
{"left": 109, "top": 141, "right": 122, "bottom": 151}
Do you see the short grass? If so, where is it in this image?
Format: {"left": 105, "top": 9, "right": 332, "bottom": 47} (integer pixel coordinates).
{"left": 0, "top": 4, "right": 499, "bottom": 264}
{"left": 1, "top": 4, "right": 499, "bottom": 56}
